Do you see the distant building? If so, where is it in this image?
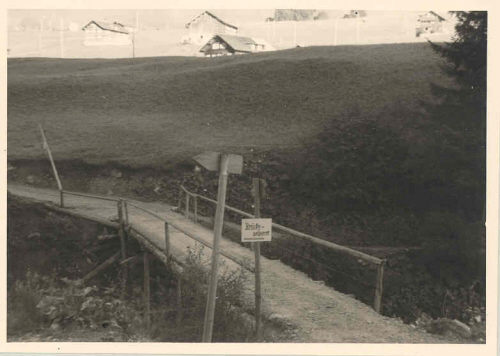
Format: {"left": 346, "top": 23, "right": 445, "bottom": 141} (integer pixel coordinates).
{"left": 199, "top": 34, "right": 275, "bottom": 57}
{"left": 82, "top": 21, "right": 131, "bottom": 46}
{"left": 416, "top": 11, "right": 446, "bottom": 37}
{"left": 184, "top": 11, "right": 238, "bottom": 44}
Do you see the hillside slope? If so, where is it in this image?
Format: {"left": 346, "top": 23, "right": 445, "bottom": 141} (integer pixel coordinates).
{"left": 8, "top": 43, "right": 453, "bottom": 167}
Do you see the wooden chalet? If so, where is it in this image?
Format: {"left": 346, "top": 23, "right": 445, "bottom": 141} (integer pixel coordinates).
{"left": 185, "top": 11, "right": 238, "bottom": 44}
{"left": 199, "top": 34, "right": 274, "bottom": 57}
{"left": 416, "top": 11, "right": 447, "bottom": 36}
{"left": 82, "top": 21, "right": 131, "bottom": 46}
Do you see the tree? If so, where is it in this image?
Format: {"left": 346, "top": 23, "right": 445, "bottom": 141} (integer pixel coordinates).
{"left": 424, "top": 11, "right": 487, "bottom": 222}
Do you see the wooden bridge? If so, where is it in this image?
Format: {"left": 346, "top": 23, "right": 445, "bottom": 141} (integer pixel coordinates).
{"left": 7, "top": 183, "right": 446, "bottom": 343}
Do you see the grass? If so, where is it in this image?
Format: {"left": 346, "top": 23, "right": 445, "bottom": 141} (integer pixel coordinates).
{"left": 8, "top": 43, "right": 454, "bottom": 168}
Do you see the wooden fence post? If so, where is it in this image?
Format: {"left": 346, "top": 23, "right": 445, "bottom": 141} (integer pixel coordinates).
{"left": 374, "top": 260, "right": 385, "bottom": 314}
{"left": 164, "top": 222, "right": 170, "bottom": 263}
{"left": 185, "top": 194, "right": 190, "bottom": 218}
{"left": 60, "top": 190, "right": 64, "bottom": 208}
{"left": 117, "top": 200, "right": 128, "bottom": 297}
{"left": 123, "top": 200, "right": 129, "bottom": 225}
{"left": 143, "top": 252, "right": 151, "bottom": 331}
{"left": 178, "top": 189, "right": 183, "bottom": 210}
{"left": 194, "top": 195, "right": 198, "bottom": 223}
{"left": 176, "top": 276, "right": 182, "bottom": 326}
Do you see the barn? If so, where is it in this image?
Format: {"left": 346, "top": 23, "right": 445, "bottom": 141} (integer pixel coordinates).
{"left": 416, "top": 11, "right": 447, "bottom": 37}
{"left": 199, "top": 34, "right": 275, "bottom": 57}
{"left": 184, "top": 11, "right": 238, "bottom": 44}
{"left": 82, "top": 21, "right": 131, "bottom": 46}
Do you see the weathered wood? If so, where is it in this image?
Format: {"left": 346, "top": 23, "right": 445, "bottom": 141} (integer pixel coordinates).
{"left": 124, "top": 200, "right": 129, "bottom": 225}
{"left": 176, "top": 276, "right": 182, "bottom": 326}
{"left": 40, "top": 202, "right": 120, "bottom": 229}
{"left": 143, "top": 252, "right": 151, "bottom": 330}
{"left": 194, "top": 195, "right": 198, "bottom": 223}
{"left": 185, "top": 194, "right": 190, "bottom": 218}
{"left": 75, "top": 251, "right": 121, "bottom": 286}
{"left": 185, "top": 188, "right": 383, "bottom": 265}
{"left": 120, "top": 254, "right": 142, "bottom": 265}
{"left": 164, "top": 222, "right": 170, "bottom": 263}
{"left": 203, "top": 153, "right": 229, "bottom": 343}
{"left": 117, "top": 201, "right": 128, "bottom": 297}
{"left": 252, "top": 178, "right": 263, "bottom": 341}
{"left": 374, "top": 260, "right": 386, "bottom": 314}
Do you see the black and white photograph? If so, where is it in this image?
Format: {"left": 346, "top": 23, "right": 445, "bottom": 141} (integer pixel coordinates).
{"left": 2, "top": 0, "right": 497, "bottom": 354}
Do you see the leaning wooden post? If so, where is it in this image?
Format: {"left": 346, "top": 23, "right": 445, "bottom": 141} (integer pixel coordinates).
{"left": 193, "top": 151, "right": 243, "bottom": 343}
{"left": 176, "top": 276, "right": 183, "bottom": 326}
{"left": 194, "top": 195, "right": 198, "bottom": 223}
{"left": 143, "top": 251, "right": 151, "bottom": 331}
{"left": 123, "top": 200, "right": 129, "bottom": 226}
{"left": 202, "top": 154, "right": 229, "bottom": 342}
{"left": 374, "top": 260, "right": 386, "bottom": 314}
{"left": 252, "top": 178, "right": 263, "bottom": 341}
{"left": 39, "top": 124, "right": 64, "bottom": 207}
{"left": 185, "top": 193, "right": 190, "bottom": 218}
{"left": 117, "top": 200, "right": 128, "bottom": 297}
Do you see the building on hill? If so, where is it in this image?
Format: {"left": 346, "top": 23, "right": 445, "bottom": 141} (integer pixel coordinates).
{"left": 184, "top": 11, "right": 238, "bottom": 44}
{"left": 82, "top": 21, "right": 131, "bottom": 46}
{"left": 199, "top": 34, "right": 275, "bottom": 57}
{"left": 415, "top": 11, "right": 447, "bottom": 37}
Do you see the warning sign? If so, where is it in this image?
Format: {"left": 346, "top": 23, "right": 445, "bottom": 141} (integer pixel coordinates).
{"left": 241, "top": 219, "right": 272, "bottom": 242}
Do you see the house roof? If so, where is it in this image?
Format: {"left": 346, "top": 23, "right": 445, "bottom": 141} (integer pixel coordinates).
{"left": 419, "top": 11, "right": 447, "bottom": 22}
{"left": 200, "top": 34, "right": 274, "bottom": 54}
{"left": 217, "top": 34, "right": 256, "bottom": 52}
{"left": 82, "top": 21, "right": 129, "bottom": 34}
{"left": 185, "top": 11, "right": 238, "bottom": 31}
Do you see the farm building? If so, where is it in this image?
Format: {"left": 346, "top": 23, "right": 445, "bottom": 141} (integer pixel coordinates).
{"left": 82, "top": 21, "right": 131, "bottom": 46}
{"left": 415, "top": 11, "right": 446, "bottom": 37}
{"left": 184, "top": 11, "right": 238, "bottom": 44}
{"left": 199, "top": 34, "right": 275, "bottom": 57}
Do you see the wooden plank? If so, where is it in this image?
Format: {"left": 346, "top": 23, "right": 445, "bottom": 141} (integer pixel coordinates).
{"left": 75, "top": 251, "right": 121, "bottom": 286}
{"left": 193, "top": 151, "right": 243, "bottom": 175}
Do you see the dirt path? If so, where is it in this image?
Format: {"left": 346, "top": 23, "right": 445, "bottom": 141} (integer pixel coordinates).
{"left": 8, "top": 183, "right": 457, "bottom": 343}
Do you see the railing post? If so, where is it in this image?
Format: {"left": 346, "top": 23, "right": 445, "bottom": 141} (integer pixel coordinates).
{"left": 194, "top": 195, "right": 198, "bottom": 223}
{"left": 178, "top": 189, "right": 183, "bottom": 210}
{"left": 164, "top": 222, "right": 170, "bottom": 263}
{"left": 60, "top": 190, "right": 64, "bottom": 208}
{"left": 176, "top": 276, "right": 182, "bottom": 326}
{"left": 123, "top": 200, "right": 129, "bottom": 225}
{"left": 374, "top": 260, "right": 385, "bottom": 314}
{"left": 117, "top": 200, "right": 128, "bottom": 298}
{"left": 143, "top": 251, "right": 151, "bottom": 331}
{"left": 185, "top": 193, "right": 190, "bottom": 218}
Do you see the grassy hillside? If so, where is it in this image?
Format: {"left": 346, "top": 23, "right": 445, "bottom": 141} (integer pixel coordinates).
{"left": 8, "top": 43, "right": 453, "bottom": 167}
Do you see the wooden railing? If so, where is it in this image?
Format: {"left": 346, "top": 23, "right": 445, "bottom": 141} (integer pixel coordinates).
{"left": 180, "top": 185, "right": 387, "bottom": 314}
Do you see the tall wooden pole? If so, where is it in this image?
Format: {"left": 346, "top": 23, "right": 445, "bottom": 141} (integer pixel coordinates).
{"left": 374, "top": 260, "right": 385, "bottom": 314}
{"left": 252, "top": 178, "right": 263, "bottom": 341}
{"left": 202, "top": 154, "right": 230, "bottom": 342}
{"left": 39, "top": 125, "right": 64, "bottom": 206}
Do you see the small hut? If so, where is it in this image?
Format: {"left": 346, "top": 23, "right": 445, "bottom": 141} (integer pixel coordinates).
{"left": 199, "top": 34, "right": 274, "bottom": 57}
{"left": 184, "top": 11, "right": 238, "bottom": 44}
{"left": 82, "top": 21, "right": 131, "bottom": 46}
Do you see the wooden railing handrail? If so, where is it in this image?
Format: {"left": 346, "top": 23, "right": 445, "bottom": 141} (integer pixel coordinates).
{"left": 180, "top": 186, "right": 383, "bottom": 266}
{"left": 63, "top": 189, "right": 121, "bottom": 202}
{"left": 126, "top": 201, "right": 254, "bottom": 273}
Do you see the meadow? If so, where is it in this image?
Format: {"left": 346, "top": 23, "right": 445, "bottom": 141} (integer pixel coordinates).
{"left": 8, "top": 43, "right": 454, "bottom": 168}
